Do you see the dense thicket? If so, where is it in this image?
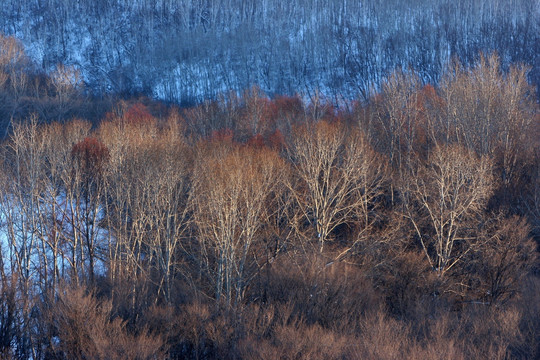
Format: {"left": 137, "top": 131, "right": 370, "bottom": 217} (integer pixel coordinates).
{"left": 0, "top": 0, "right": 538, "bottom": 103}
{"left": 0, "top": 43, "right": 538, "bottom": 358}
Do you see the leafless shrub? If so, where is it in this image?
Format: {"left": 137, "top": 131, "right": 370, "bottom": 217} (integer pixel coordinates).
{"left": 238, "top": 317, "right": 354, "bottom": 360}
{"left": 517, "top": 277, "right": 540, "bottom": 359}
{"left": 47, "top": 284, "right": 165, "bottom": 360}
{"left": 353, "top": 310, "right": 414, "bottom": 360}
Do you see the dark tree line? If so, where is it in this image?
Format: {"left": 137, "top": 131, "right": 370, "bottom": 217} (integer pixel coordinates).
{"left": 0, "top": 46, "right": 538, "bottom": 358}
{"left": 0, "top": 0, "right": 538, "bottom": 103}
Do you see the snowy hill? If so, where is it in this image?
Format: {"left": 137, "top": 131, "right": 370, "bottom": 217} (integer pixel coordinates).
{"left": 1, "top": 0, "right": 538, "bottom": 103}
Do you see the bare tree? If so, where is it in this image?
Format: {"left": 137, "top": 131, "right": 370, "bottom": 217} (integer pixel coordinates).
{"left": 35, "top": 121, "right": 85, "bottom": 290}
{"left": 0, "top": 115, "right": 46, "bottom": 358}
{"left": 98, "top": 110, "right": 192, "bottom": 308}
{"left": 369, "top": 70, "right": 423, "bottom": 171}
{"left": 191, "top": 141, "right": 284, "bottom": 306}
{"left": 99, "top": 112, "right": 160, "bottom": 307}
{"left": 287, "top": 120, "right": 387, "bottom": 253}
{"left": 69, "top": 136, "right": 109, "bottom": 285}
{"left": 0, "top": 34, "right": 29, "bottom": 100}
{"left": 469, "top": 215, "right": 536, "bottom": 305}
{"left": 403, "top": 144, "right": 493, "bottom": 277}
{"left": 438, "top": 54, "right": 538, "bottom": 213}
{"left": 237, "top": 85, "right": 272, "bottom": 139}
{"left": 133, "top": 115, "right": 191, "bottom": 304}
{"left": 439, "top": 54, "right": 536, "bottom": 157}
{"left": 46, "top": 63, "right": 83, "bottom": 120}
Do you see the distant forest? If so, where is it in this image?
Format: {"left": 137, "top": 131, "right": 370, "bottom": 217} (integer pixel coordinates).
{"left": 0, "top": 2, "right": 539, "bottom": 359}
{"left": 0, "top": 0, "right": 539, "bottom": 103}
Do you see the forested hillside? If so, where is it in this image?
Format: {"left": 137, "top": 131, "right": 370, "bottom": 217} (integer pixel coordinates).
{"left": 0, "top": 0, "right": 538, "bottom": 103}
{"left": 0, "top": 39, "right": 539, "bottom": 358}
{"left": 0, "top": 1, "right": 539, "bottom": 358}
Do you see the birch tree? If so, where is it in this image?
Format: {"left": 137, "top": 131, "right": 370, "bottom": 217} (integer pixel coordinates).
{"left": 287, "top": 121, "right": 387, "bottom": 252}
{"left": 403, "top": 144, "right": 493, "bottom": 277}
{"left": 69, "top": 136, "right": 109, "bottom": 285}
{"left": 191, "top": 142, "right": 283, "bottom": 307}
